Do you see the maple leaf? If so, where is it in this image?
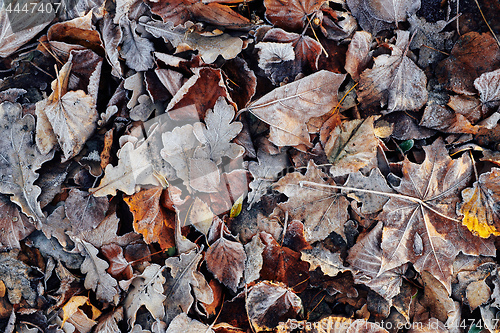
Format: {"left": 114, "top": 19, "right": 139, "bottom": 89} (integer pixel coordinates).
{"left": 274, "top": 160, "right": 349, "bottom": 242}
{"left": 0, "top": 102, "right": 54, "bottom": 222}
{"left": 378, "top": 139, "right": 495, "bottom": 292}
{"left": 143, "top": 21, "right": 244, "bottom": 64}
{"left": 358, "top": 30, "right": 428, "bottom": 112}
{"left": 124, "top": 187, "right": 175, "bottom": 249}
{"left": 0, "top": 194, "right": 36, "bottom": 251}
{"left": 35, "top": 54, "right": 98, "bottom": 161}
{"left": 458, "top": 168, "right": 500, "bottom": 238}
{"left": 347, "top": 222, "right": 407, "bottom": 300}
{"left": 324, "top": 116, "right": 378, "bottom": 178}
{"left": 245, "top": 70, "right": 346, "bottom": 147}
{"left": 264, "top": 0, "right": 326, "bottom": 31}
{"left": 124, "top": 263, "right": 166, "bottom": 328}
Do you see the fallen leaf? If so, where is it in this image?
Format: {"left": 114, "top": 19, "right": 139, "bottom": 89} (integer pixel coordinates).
{"left": 94, "top": 307, "right": 124, "bottom": 333}
{"left": 124, "top": 187, "right": 175, "bottom": 249}
{"left": 344, "top": 168, "right": 393, "bottom": 214}
{"left": 91, "top": 120, "right": 175, "bottom": 196}
{"left": 77, "top": 240, "right": 119, "bottom": 303}
{"left": 0, "top": 102, "right": 54, "bottom": 221}
{"left": 0, "top": 251, "right": 36, "bottom": 306}
{"left": 166, "top": 67, "right": 232, "bottom": 121}
{"left": 347, "top": 222, "right": 407, "bottom": 300}
{"left": 99, "top": 14, "right": 123, "bottom": 78}
{"left": 358, "top": 30, "right": 428, "bottom": 112}
{"left": 324, "top": 117, "right": 378, "bottom": 177}
{"left": 420, "top": 271, "right": 460, "bottom": 327}
{"left": 247, "top": 149, "right": 289, "bottom": 208}
{"left": 458, "top": 168, "right": 500, "bottom": 238}
{"left": 144, "top": 21, "right": 244, "bottom": 64}
{"left": 166, "top": 313, "right": 214, "bottom": 333}
{"left": 65, "top": 189, "right": 109, "bottom": 232}
{"left": 246, "top": 281, "right": 302, "bottom": 332}
{"left": 101, "top": 244, "right": 133, "bottom": 280}
{"left": 436, "top": 32, "right": 500, "bottom": 95}
{"left": 164, "top": 249, "right": 213, "bottom": 325}
{"left": 0, "top": 194, "right": 36, "bottom": 251}
{"left": 345, "top": 31, "right": 372, "bottom": 81}
{"left": 124, "top": 264, "right": 166, "bottom": 328}
{"left": 378, "top": 139, "right": 495, "bottom": 292}
{"left": 62, "top": 296, "right": 100, "bottom": 325}
{"left": 419, "top": 104, "right": 477, "bottom": 134}
{"left": 35, "top": 53, "right": 98, "bottom": 161}
{"left": 274, "top": 160, "right": 349, "bottom": 242}
{"left": 119, "top": 17, "right": 154, "bottom": 72}
{"left": 193, "top": 97, "right": 244, "bottom": 164}
{"left": 245, "top": 70, "right": 346, "bottom": 147}
{"left": 244, "top": 234, "right": 265, "bottom": 284}
{"left": 264, "top": 0, "right": 325, "bottom": 31}
{"left": 474, "top": 68, "right": 500, "bottom": 111}
{"left": 301, "top": 242, "right": 347, "bottom": 278}
{"left": 205, "top": 231, "right": 246, "bottom": 292}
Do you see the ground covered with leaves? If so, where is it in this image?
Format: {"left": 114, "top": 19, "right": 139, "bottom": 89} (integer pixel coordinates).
{"left": 1, "top": 0, "right": 500, "bottom": 331}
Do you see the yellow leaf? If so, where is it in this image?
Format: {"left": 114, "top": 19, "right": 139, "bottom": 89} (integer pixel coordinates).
{"left": 230, "top": 194, "right": 244, "bottom": 218}
{"left": 460, "top": 182, "right": 500, "bottom": 238}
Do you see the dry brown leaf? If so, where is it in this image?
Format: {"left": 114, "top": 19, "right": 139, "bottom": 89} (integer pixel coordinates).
{"left": 244, "top": 234, "right": 265, "bottom": 284}
{"left": 247, "top": 281, "right": 302, "bottom": 332}
{"left": 0, "top": 194, "right": 36, "bottom": 251}
{"left": 436, "top": 32, "right": 500, "bottom": 95}
{"left": 245, "top": 70, "right": 346, "bottom": 147}
{"left": 274, "top": 160, "right": 349, "bottom": 242}
{"left": 99, "top": 14, "right": 123, "bottom": 78}
{"left": 264, "top": 0, "right": 326, "bottom": 31}
{"left": 358, "top": 30, "right": 428, "bottom": 112}
{"left": 65, "top": 189, "right": 109, "bottom": 233}
{"left": 0, "top": 251, "right": 36, "bottom": 306}
{"left": 325, "top": 117, "right": 378, "bottom": 177}
{"left": 205, "top": 230, "right": 246, "bottom": 292}
{"left": 301, "top": 242, "right": 348, "bottom": 278}
{"left": 0, "top": 102, "right": 54, "bottom": 221}
{"left": 419, "top": 104, "right": 477, "bottom": 134}
{"left": 94, "top": 307, "right": 124, "bottom": 333}
{"left": 345, "top": 31, "right": 372, "bottom": 81}
{"left": 378, "top": 139, "right": 495, "bottom": 292}
{"left": 35, "top": 53, "right": 98, "bottom": 161}
{"left": 124, "top": 187, "right": 175, "bottom": 249}
{"left": 344, "top": 168, "right": 393, "bottom": 214}
{"left": 101, "top": 244, "right": 133, "bottom": 280}
{"left": 458, "top": 168, "right": 500, "bottom": 238}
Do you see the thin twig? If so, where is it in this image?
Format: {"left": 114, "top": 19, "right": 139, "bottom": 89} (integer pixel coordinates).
{"left": 473, "top": 0, "right": 500, "bottom": 47}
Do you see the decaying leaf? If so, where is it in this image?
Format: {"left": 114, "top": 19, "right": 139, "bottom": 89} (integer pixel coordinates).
{"left": 65, "top": 189, "right": 109, "bottom": 232}
{"left": 0, "top": 251, "right": 36, "bottom": 306}
{"left": 245, "top": 70, "right": 346, "bottom": 147}
{"left": 244, "top": 234, "right": 265, "bottom": 284}
{"left": 345, "top": 31, "right": 372, "bottom": 81}
{"left": 205, "top": 232, "right": 246, "bottom": 292}
{"left": 247, "top": 149, "right": 289, "bottom": 208}
{"left": 164, "top": 249, "right": 213, "bottom": 325}
{"left": 124, "top": 264, "right": 166, "bottom": 328}
{"left": 419, "top": 104, "right": 477, "bottom": 134}
{"left": 0, "top": 194, "right": 36, "bottom": 251}
{"left": 378, "top": 139, "right": 495, "bottom": 292}
{"left": 348, "top": 222, "right": 406, "bottom": 300}
{"left": 264, "top": 0, "right": 325, "bottom": 31}
{"left": 94, "top": 307, "right": 124, "bottom": 333}
{"left": 274, "top": 161, "right": 349, "bottom": 242}
{"left": 124, "top": 187, "right": 175, "bottom": 249}
{"left": 246, "top": 281, "right": 302, "bottom": 332}
{"left": 77, "top": 240, "right": 118, "bottom": 303}
{"left": 324, "top": 117, "right": 378, "bottom": 178}
{"left": 358, "top": 30, "right": 428, "bottom": 112}
{"left": 144, "top": 21, "right": 244, "bottom": 64}
{"left": 0, "top": 102, "right": 54, "bottom": 221}
{"left": 344, "top": 168, "right": 393, "bottom": 214}
{"left": 458, "top": 168, "right": 500, "bottom": 238}
{"left": 301, "top": 242, "right": 347, "bottom": 278}
{"left": 119, "top": 17, "right": 154, "bottom": 72}
{"left": 35, "top": 53, "right": 98, "bottom": 161}
{"left": 166, "top": 313, "right": 214, "bottom": 333}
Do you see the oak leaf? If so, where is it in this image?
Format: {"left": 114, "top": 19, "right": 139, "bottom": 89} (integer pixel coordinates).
{"left": 358, "top": 30, "right": 428, "bottom": 112}
{"left": 458, "top": 168, "right": 500, "bottom": 238}
{"left": 124, "top": 263, "right": 166, "bottom": 328}
{"left": 245, "top": 70, "right": 346, "bottom": 147}
{"left": 0, "top": 194, "right": 36, "bottom": 251}
{"left": 0, "top": 102, "right": 54, "bottom": 221}
{"left": 94, "top": 307, "right": 124, "bottom": 333}
{"left": 274, "top": 160, "right": 349, "bottom": 242}
{"left": 378, "top": 139, "right": 495, "bottom": 292}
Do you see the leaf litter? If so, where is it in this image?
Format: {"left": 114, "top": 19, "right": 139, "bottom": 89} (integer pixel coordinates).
{"left": 2, "top": 0, "right": 500, "bottom": 332}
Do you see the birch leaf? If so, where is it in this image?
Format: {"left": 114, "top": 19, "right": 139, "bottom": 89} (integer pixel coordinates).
{"left": 0, "top": 102, "right": 54, "bottom": 222}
